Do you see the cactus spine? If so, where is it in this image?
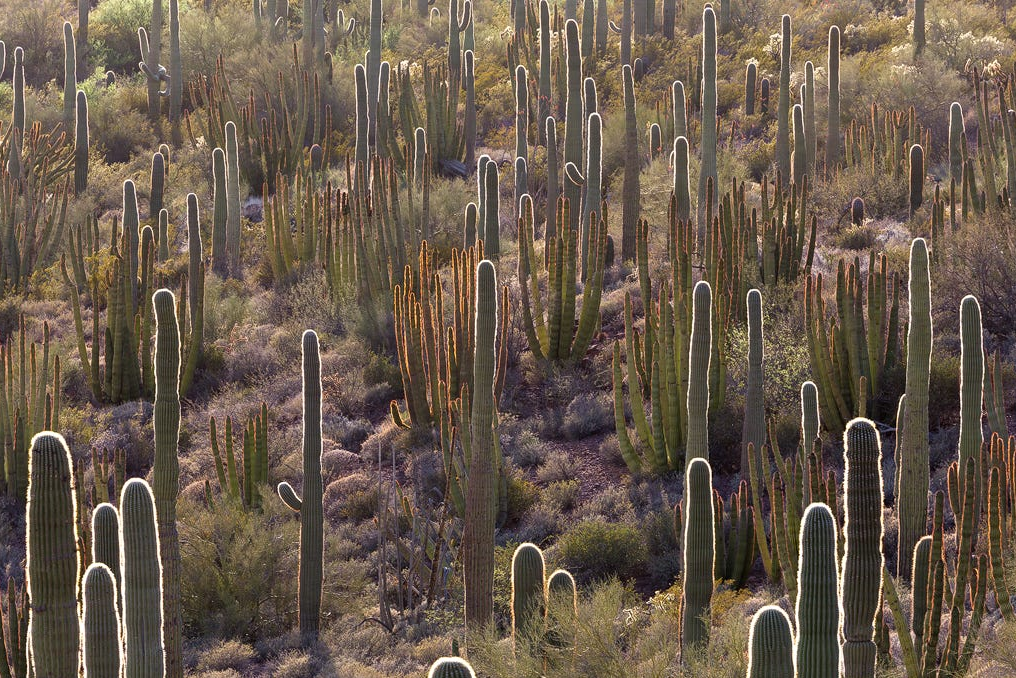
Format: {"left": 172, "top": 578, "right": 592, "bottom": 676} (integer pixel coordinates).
{"left": 511, "top": 543, "right": 546, "bottom": 651}
{"left": 82, "top": 563, "right": 121, "bottom": 678}
{"left": 682, "top": 457, "right": 715, "bottom": 655}
{"left": 277, "top": 331, "right": 324, "bottom": 642}
{"left": 841, "top": 418, "right": 884, "bottom": 678}
{"left": 776, "top": 14, "right": 792, "bottom": 178}
{"left": 74, "top": 90, "right": 88, "bottom": 195}
{"left": 153, "top": 289, "right": 182, "bottom": 678}
{"left": 120, "top": 478, "right": 164, "bottom": 678}
{"left": 747, "top": 606, "right": 794, "bottom": 678}
{"left": 795, "top": 503, "right": 841, "bottom": 678}
{"left": 827, "top": 26, "right": 840, "bottom": 173}
{"left": 896, "top": 238, "right": 931, "bottom": 583}
{"left": 741, "top": 289, "right": 764, "bottom": 481}
{"left": 698, "top": 7, "right": 717, "bottom": 224}
{"left": 463, "top": 261, "right": 498, "bottom": 635}
{"left": 26, "top": 432, "right": 80, "bottom": 678}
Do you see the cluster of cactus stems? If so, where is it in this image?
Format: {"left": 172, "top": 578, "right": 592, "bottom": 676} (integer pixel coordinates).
{"left": 509, "top": 543, "right": 578, "bottom": 660}
{"left": 208, "top": 404, "right": 270, "bottom": 509}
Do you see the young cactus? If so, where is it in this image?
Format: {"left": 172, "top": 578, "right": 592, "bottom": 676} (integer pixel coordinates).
{"left": 795, "top": 503, "right": 841, "bottom": 678}
{"left": 747, "top": 606, "right": 794, "bottom": 678}
{"left": 698, "top": 7, "right": 717, "bottom": 222}
{"left": 682, "top": 457, "right": 715, "bottom": 656}
{"left": 511, "top": 543, "right": 546, "bottom": 651}
{"left": 27, "top": 432, "right": 80, "bottom": 678}
{"left": 428, "top": 657, "right": 477, "bottom": 678}
{"left": 277, "top": 330, "right": 324, "bottom": 643}
{"left": 120, "top": 478, "right": 164, "bottom": 678}
{"left": 82, "top": 563, "right": 122, "bottom": 678}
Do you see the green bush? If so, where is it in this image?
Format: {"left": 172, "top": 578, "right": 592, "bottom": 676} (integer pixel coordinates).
{"left": 558, "top": 519, "right": 647, "bottom": 583}
{"left": 90, "top": 0, "right": 160, "bottom": 75}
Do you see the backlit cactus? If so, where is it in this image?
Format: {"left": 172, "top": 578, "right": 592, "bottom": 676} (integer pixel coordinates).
{"left": 686, "top": 281, "right": 712, "bottom": 465}
{"left": 82, "top": 563, "right": 121, "bottom": 678}
{"left": 511, "top": 543, "right": 546, "bottom": 650}
{"left": 776, "top": 15, "right": 792, "bottom": 177}
{"left": 120, "top": 478, "right": 164, "bottom": 678}
{"left": 827, "top": 26, "right": 840, "bottom": 172}
{"left": 841, "top": 418, "right": 884, "bottom": 678}
{"left": 26, "top": 432, "right": 80, "bottom": 678}
{"left": 621, "top": 64, "right": 639, "bottom": 261}
{"left": 698, "top": 7, "right": 717, "bottom": 221}
{"left": 741, "top": 289, "right": 764, "bottom": 481}
{"left": 91, "top": 503, "right": 121, "bottom": 593}
{"left": 428, "top": 657, "right": 476, "bottom": 678}
{"left": 795, "top": 503, "right": 840, "bottom": 678}
{"left": 682, "top": 457, "right": 715, "bottom": 656}
{"left": 747, "top": 605, "right": 794, "bottom": 678}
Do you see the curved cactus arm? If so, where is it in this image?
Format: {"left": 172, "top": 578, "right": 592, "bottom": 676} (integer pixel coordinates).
{"left": 881, "top": 566, "right": 920, "bottom": 678}
{"left": 278, "top": 481, "right": 303, "bottom": 512}
{"left": 564, "top": 161, "right": 585, "bottom": 185}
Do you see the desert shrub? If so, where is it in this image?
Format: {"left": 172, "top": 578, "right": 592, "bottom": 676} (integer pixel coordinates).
{"left": 0, "top": 0, "right": 68, "bottom": 86}
{"left": 508, "top": 428, "right": 547, "bottom": 469}
{"left": 558, "top": 519, "right": 647, "bottom": 583}
{"left": 90, "top": 0, "right": 160, "bottom": 75}
{"left": 560, "top": 392, "right": 614, "bottom": 440}
{"left": 536, "top": 450, "right": 580, "bottom": 484}
{"left": 506, "top": 472, "right": 540, "bottom": 526}
{"left": 196, "top": 640, "right": 256, "bottom": 673}
{"left": 834, "top": 224, "right": 879, "bottom": 250}
{"left": 541, "top": 480, "right": 580, "bottom": 513}
{"left": 178, "top": 490, "right": 299, "bottom": 640}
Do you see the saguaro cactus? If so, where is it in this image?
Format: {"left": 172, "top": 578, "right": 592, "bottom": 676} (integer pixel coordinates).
{"left": 795, "top": 503, "right": 841, "bottom": 678}
{"left": 63, "top": 22, "right": 76, "bottom": 127}
{"left": 74, "top": 90, "right": 88, "bottom": 195}
{"left": 841, "top": 418, "right": 884, "bottom": 678}
{"left": 91, "top": 503, "right": 121, "bottom": 594}
{"left": 949, "top": 102, "right": 964, "bottom": 186}
{"left": 27, "top": 432, "right": 80, "bottom": 678}
{"left": 958, "top": 296, "right": 983, "bottom": 531}
{"left": 621, "top": 64, "right": 639, "bottom": 262}
{"left": 277, "top": 330, "right": 324, "bottom": 642}
{"left": 747, "top": 606, "right": 794, "bottom": 678}
{"left": 153, "top": 289, "right": 183, "bottom": 678}
{"left": 511, "top": 543, "right": 546, "bottom": 651}
{"left": 224, "top": 121, "right": 242, "bottom": 278}
{"left": 686, "top": 281, "right": 712, "bottom": 465}
{"left": 776, "top": 14, "right": 792, "bottom": 177}
{"left": 827, "top": 26, "right": 840, "bottom": 173}
{"left": 741, "top": 289, "right": 764, "bottom": 481}
{"left": 745, "top": 63, "right": 757, "bottom": 115}
{"left": 909, "top": 144, "right": 924, "bottom": 217}
{"left": 211, "top": 147, "right": 227, "bottom": 277}
{"left": 682, "top": 457, "right": 715, "bottom": 656}
{"left": 896, "top": 239, "right": 931, "bottom": 583}
{"left": 463, "top": 261, "right": 498, "bottom": 635}
{"left": 120, "top": 478, "right": 164, "bottom": 678}
{"left": 82, "top": 563, "right": 122, "bottom": 678}
{"left": 428, "top": 658, "right": 477, "bottom": 678}
{"left": 698, "top": 7, "right": 717, "bottom": 222}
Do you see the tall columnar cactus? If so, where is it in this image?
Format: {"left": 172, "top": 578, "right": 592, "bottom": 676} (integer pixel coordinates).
{"left": 74, "top": 89, "right": 88, "bottom": 195}
{"left": 211, "top": 147, "right": 227, "bottom": 277}
{"left": 909, "top": 144, "right": 924, "bottom": 217}
{"left": 698, "top": 7, "right": 717, "bottom": 224}
{"left": 776, "top": 14, "right": 792, "bottom": 178}
{"left": 804, "top": 61, "right": 816, "bottom": 173}
{"left": 91, "top": 503, "right": 121, "bottom": 594}
{"left": 621, "top": 64, "right": 639, "bottom": 262}
{"left": 366, "top": 0, "right": 382, "bottom": 145}
{"left": 563, "top": 20, "right": 583, "bottom": 238}
{"left": 841, "top": 418, "right": 884, "bottom": 678}
{"left": 896, "top": 238, "right": 931, "bottom": 583}
{"left": 511, "top": 543, "right": 546, "bottom": 651}
{"left": 9, "top": 46, "right": 25, "bottom": 178}
{"left": 82, "top": 563, "right": 122, "bottom": 678}
{"left": 78, "top": 0, "right": 89, "bottom": 72}
{"left": 152, "top": 289, "right": 183, "bottom": 678}
{"left": 224, "top": 121, "right": 242, "bottom": 278}
{"left": 482, "top": 161, "right": 500, "bottom": 257}
{"left": 354, "top": 64, "right": 368, "bottom": 170}
{"left": 580, "top": 0, "right": 594, "bottom": 59}
{"left": 515, "top": 65, "right": 529, "bottom": 165}
{"left": 120, "top": 478, "right": 164, "bottom": 678}
{"left": 958, "top": 295, "right": 983, "bottom": 531}
{"left": 169, "top": 0, "right": 181, "bottom": 136}
{"left": 464, "top": 50, "right": 476, "bottom": 167}
{"left": 581, "top": 112, "right": 603, "bottom": 280}
{"left": 747, "top": 605, "right": 794, "bottom": 678}
{"left": 674, "top": 136, "right": 691, "bottom": 223}
{"left": 26, "top": 432, "right": 80, "bottom": 678}
{"left": 795, "top": 503, "right": 841, "bottom": 678}
{"left": 681, "top": 457, "right": 715, "bottom": 656}
{"left": 792, "top": 104, "right": 806, "bottom": 186}
{"left": 673, "top": 80, "right": 687, "bottom": 140}
{"left": 827, "top": 26, "right": 840, "bottom": 173}
{"left": 801, "top": 381, "right": 820, "bottom": 458}
{"left": 745, "top": 63, "right": 757, "bottom": 115}
{"left": 181, "top": 194, "right": 205, "bottom": 397}
{"left": 686, "top": 281, "right": 712, "bottom": 465}
{"left": 463, "top": 261, "right": 498, "bottom": 636}
{"left": 428, "top": 657, "right": 477, "bottom": 678}
{"left": 949, "top": 102, "right": 964, "bottom": 189}
{"left": 741, "top": 289, "right": 764, "bottom": 481}
{"left": 63, "top": 22, "right": 76, "bottom": 127}
{"left": 277, "top": 331, "right": 324, "bottom": 642}
{"left": 150, "top": 152, "right": 165, "bottom": 220}
{"left": 139, "top": 0, "right": 164, "bottom": 121}
{"left": 913, "top": 0, "right": 925, "bottom": 58}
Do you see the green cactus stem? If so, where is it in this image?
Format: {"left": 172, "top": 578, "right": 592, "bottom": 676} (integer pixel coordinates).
{"left": 511, "top": 543, "right": 546, "bottom": 651}
{"left": 741, "top": 289, "right": 764, "bottom": 481}
{"left": 91, "top": 503, "right": 121, "bottom": 594}
{"left": 949, "top": 102, "right": 964, "bottom": 187}
{"left": 958, "top": 295, "right": 983, "bottom": 534}
{"left": 776, "top": 14, "right": 792, "bottom": 177}
{"left": 698, "top": 7, "right": 717, "bottom": 225}
{"left": 82, "top": 563, "right": 122, "bottom": 678}
{"left": 686, "top": 281, "right": 712, "bottom": 465}
{"left": 621, "top": 64, "right": 639, "bottom": 262}
{"left": 795, "top": 502, "right": 841, "bottom": 678}
{"left": 827, "top": 26, "right": 840, "bottom": 173}
{"left": 909, "top": 144, "right": 924, "bottom": 217}
{"left": 747, "top": 605, "right": 794, "bottom": 678}
{"left": 27, "top": 432, "right": 80, "bottom": 678}
{"left": 74, "top": 89, "right": 88, "bottom": 195}
{"left": 682, "top": 457, "right": 715, "bottom": 656}
{"left": 120, "top": 478, "right": 164, "bottom": 678}
{"left": 745, "top": 63, "right": 757, "bottom": 115}
{"left": 428, "top": 657, "right": 476, "bottom": 678}
{"left": 211, "top": 147, "right": 227, "bottom": 277}
{"left": 63, "top": 22, "right": 76, "bottom": 127}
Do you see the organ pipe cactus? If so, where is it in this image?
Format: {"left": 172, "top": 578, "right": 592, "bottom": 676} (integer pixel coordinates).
{"left": 515, "top": 65, "right": 529, "bottom": 165}
{"left": 9, "top": 46, "right": 24, "bottom": 179}
{"left": 120, "top": 478, "right": 164, "bottom": 678}
{"left": 841, "top": 418, "right": 884, "bottom": 678}
{"left": 682, "top": 457, "right": 714, "bottom": 656}
{"left": 27, "top": 432, "right": 80, "bottom": 678}
{"left": 795, "top": 503, "right": 841, "bottom": 678}
{"left": 511, "top": 543, "right": 546, "bottom": 651}
{"left": 747, "top": 605, "right": 794, "bottom": 678}
{"left": 153, "top": 289, "right": 183, "bottom": 678}
{"left": 138, "top": 0, "right": 165, "bottom": 121}
{"left": 277, "top": 330, "right": 324, "bottom": 642}
{"left": 181, "top": 194, "right": 205, "bottom": 397}
{"left": 792, "top": 103, "right": 806, "bottom": 186}
{"left": 82, "top": 563, "right": 122, "bottom": 678}
{"left": 463, "top": 261, "right": 498, "bottom": 636}
{"left": 698, "top": 7, "right": 717, "bottom": 223}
